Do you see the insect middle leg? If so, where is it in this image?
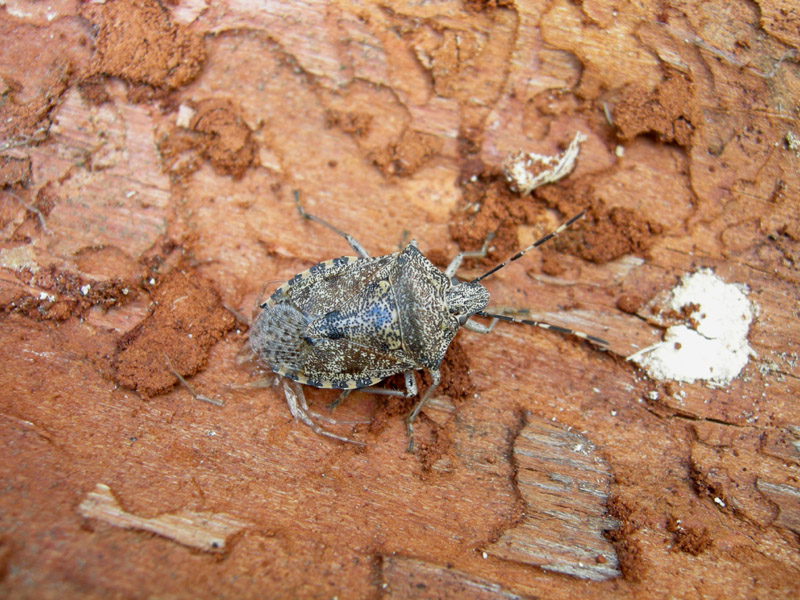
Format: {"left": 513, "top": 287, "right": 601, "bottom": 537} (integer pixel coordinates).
{"left": 294, "top": 190, "right": 370, "bottom": 258}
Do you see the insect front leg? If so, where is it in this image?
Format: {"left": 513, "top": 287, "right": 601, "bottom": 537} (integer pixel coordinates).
{"left": 463, "top": 317, "right": 499, "bottom": 334}
{"left": 405, "top": 369, "right": 440, "bottom": 452}
{"left": 444, "top": 233, "right": 495, "bottom": 278}
{"left": 294, "top": 190, "right": 370, "bottom": 258}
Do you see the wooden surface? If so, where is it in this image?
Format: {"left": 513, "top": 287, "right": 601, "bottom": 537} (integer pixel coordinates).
{"left": 1, "top": 0, "right": 800, "bottom": 598}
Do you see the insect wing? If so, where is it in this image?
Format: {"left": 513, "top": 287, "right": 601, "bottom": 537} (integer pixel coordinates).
{"left": 263, "top": 253, "right": 416, "bottom": 388}
{"left": 273, "top": 255, "right": 391, "bottom": 312}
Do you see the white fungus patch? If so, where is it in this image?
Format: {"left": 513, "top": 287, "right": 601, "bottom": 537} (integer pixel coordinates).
{"left": 504, "top": 132, "right": 586, "bottom": 195}
{"left": 628, "top": 269, "right": 756, "bottom": 385}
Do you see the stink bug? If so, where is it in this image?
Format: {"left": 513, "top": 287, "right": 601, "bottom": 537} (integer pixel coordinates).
{"left": 249, "top": 192, "right": 607, "bottom": 450}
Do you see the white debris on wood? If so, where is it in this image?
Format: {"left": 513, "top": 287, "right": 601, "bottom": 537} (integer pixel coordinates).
{"left": 786, "top": 130, "right": 800, "bottom": 153}
{"left": 258, "top": 146, "right": 283, "bottom": 172}
{"left": 627, "top": 269, "right": 756, "bottom": 385}
{"left": 78, "top": 483, "right": 249, "bottom": 553}
{"left": 0, "top": 244, "right": 40, "bottom": 273}
{"left": 503, "top": 132, "right": 587, "bottom": 195}
{"left": 176, "top": 103, "right": 197, "bottom": 128}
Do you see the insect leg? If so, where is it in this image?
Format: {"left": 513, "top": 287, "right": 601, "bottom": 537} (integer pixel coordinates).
{"left": 462, "top": 316, "right": 499, "bottom": 334}
{"left": 165, "top": 354, "right": 224, "bottom": 406}
{"left": 283, "top": 381, "right": 365, "bottom": 445}
{"left": 352, "top": 388, "right": 409, "bottom": 398}
{"left": 291, "top": 384, "right": 368, "bottom": 424}
{"left": 444, "top": 233, "right": 495, "bottom": 278}
{"left": 405, "top": 369, "right": 440, "bottom": 452}
{"left": 329, "top": 389, "right": 352, "bottom": 410}
{"left": 294, "top": 190, "right": 370, "bottom": 258}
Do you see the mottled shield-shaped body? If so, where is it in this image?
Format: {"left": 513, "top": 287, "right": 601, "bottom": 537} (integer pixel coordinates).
{"left": 249, "top": 244, "right": 460, "bottom": 390}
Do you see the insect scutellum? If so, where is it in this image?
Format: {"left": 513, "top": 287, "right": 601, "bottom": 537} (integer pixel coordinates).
{"left": 249, "top": 191, "right": 606, "bottom": 451}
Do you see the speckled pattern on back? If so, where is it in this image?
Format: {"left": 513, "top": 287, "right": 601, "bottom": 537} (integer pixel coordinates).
{"left": 249, "top": 245, "right": 461, "bottom": 389}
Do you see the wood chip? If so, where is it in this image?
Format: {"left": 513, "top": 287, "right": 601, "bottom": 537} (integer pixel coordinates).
{"left": 486, "top": 415, "right": 620, "bottom": 581}
{"left": 78, "top": 483, "right": 248, "bottom": 553}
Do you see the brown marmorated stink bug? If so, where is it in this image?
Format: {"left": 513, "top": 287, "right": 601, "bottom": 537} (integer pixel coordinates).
{"left": 249, "top": 192, "right": 607, "bottom": 450}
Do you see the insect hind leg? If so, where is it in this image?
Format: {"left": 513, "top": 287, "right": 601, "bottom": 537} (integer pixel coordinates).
{"left": 283, "top": 380, "right": 366, "bottom": 446}
{"left": 294, "top": 190, "right": 370, "bottom": 258}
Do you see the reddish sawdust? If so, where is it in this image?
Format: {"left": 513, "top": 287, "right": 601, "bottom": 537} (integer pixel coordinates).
{"left": 1, "top": 0, "right": 208, "bottom": 163}
{"left": 324, "top": 108, "right": 373, "bottom": 138}
{"left": 615, "top": 292, "right": 647, "bottom": 315}
{"left": 0, "top": 58, "right": 73, "bottom": 145}
{"left": 367, "top": 339, "right": 475, "bottom": 427}
{"left": 446, "top": 69, "right": 694, "bottom": 267}
{"left": 114, "top": 268, "right": 235, "bottom": 397}
{"left": 418, "top": 339, "right": 477, "bottom": 470}
{"left": 665, "top": 515, "right": 713, "bottom": 556}
{"left": 613, "top": 70, "right": 695, "bottom": 147}
{"left": 158, "top": 98, "right": 257, "bottom": 179}
{"left": 3, "top": 265, "right": 137, "bottom": 322}
{"left": 369, "top": 129, "right": 443, "bottom": 177}
{"left": 448, "top": 162, "right": 659, "bottom": 267}
{"left": 463, "top": 0, "right": 515, "bottom": 12}
{"left": 324, "top": 104, "right": 443, "bottom": 177}
{"left": 1, "top": 185, "right": 140, "bottom": 321}
{"left": 355, "top": 336, "right": 476, "bottom": 470}
{"left": 449, "top": 166, "right": 543, "bottom": 261}
{"left": 0, "top": 156, "right": 30, "bottom": 188}
{"left": 605, "top": 497, "right": 646, "bottom": 582}
{"left": 79, "top": 0, "right": 205, "bottom": 94}
{"left": 4, "top": 184, "right": 58, "bottom": 240}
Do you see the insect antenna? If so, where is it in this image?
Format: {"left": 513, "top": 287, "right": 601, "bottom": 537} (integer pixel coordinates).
{"left": 476, "top": 310, "right": 608, "bottom": 346}
{"left": 470, "top": 211, "right": 585, "bottom": 283}
{"left": 469, "top": 211, "right": 608, "bottom": 346}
